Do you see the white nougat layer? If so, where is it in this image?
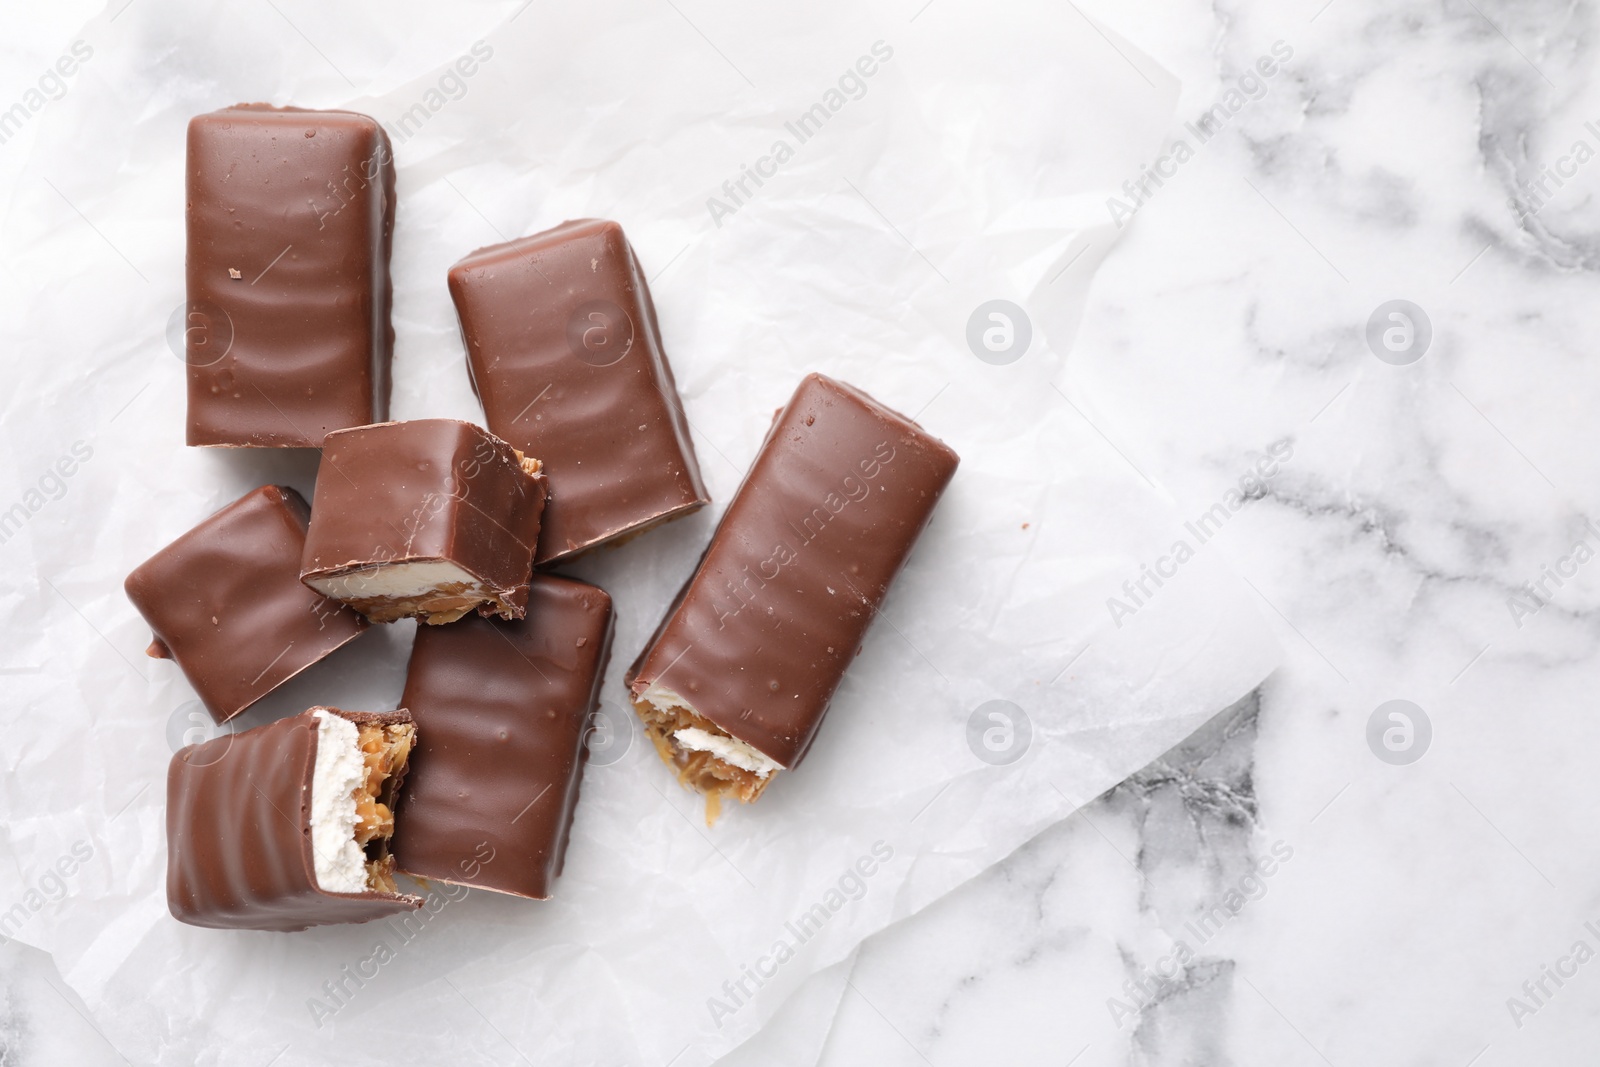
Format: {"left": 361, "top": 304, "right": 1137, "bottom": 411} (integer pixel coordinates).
{"left": 309, "top": 710, "right": 369, "bottom": 894}
{"left": 672, "top": 727, "right": 783, "bottom": 777}
{"left": 639, "top": 683, "right": 784, "bottom": 777}
{"left": 306, "top": 559, "right": 484, "bottom": 602}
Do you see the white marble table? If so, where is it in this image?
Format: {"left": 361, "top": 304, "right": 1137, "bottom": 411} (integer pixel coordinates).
{"left": 5, "top": 0, "right": 1597, "bottom": 1064}
{"left": 734, "top": 1, "right": 1600, "bottom": 1063}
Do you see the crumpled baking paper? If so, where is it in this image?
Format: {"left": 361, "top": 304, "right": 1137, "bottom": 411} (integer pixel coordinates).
{"left": 0, "top": 1, "right": 1279, "bottom": 1063}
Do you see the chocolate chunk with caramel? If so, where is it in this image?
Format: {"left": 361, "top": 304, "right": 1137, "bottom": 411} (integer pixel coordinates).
{"left": 627, "top": 374, "right": 959, "bottom": 820}
{"left": 300, "top": 419, "right": 547, "bottom": 624}
{"left": 167, "top": 707, "right": 421, "bottom": 931}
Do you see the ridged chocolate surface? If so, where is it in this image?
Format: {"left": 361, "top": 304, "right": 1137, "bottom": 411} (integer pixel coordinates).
{"left": 627, "top": 374, "right": 959, "bottom": 769}
{"left": 124, "top": 485, "right": 368, "bottom": 723}
{"left": 393, "top": 575, "right": 614, "bottom": 899}
{"left": 301, "top": 419, "right": 547, "bottom": 617}
{"left": 448, "top": 219, "right": 708, "bottom": 564}
{"left": 166, "top": 707, "right": 421, "bottom": 931}
{"left": 186, "top": 104, "right": 394, "bottom": 447}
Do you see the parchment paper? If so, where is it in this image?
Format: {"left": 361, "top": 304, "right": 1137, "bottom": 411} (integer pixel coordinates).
{"left": 0, "top": 1, "right": 1280, "bottom": 1063}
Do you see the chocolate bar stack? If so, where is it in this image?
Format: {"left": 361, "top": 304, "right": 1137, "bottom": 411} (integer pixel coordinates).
{"left": 127, "top": 104, "right": 958, "bottom": 932}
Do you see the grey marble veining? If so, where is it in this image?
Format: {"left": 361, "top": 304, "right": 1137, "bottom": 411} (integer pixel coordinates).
{"left": 800, "top": 0, "right": 1600, "bottom": 1063}
{"left": 0, "top": 941, "right": 120, "bottom": 1067}
{"left": 7, "top": 0, "right": 1600, "bottom": 1062}
{"left": 808, "top": 694, "right": 1265, "bottom": 1067}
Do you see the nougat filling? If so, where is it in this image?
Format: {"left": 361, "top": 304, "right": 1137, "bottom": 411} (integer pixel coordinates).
{"left": 631, "top": 687, "right": 782, "bottom": 825}
{"left": 307, "top": 568, "right": 498, "bottom": 625}
{"left": 311, "top": 710, "right": 415, "bottom": 894}
{"left": 305, "top": 454, "right": 543, "bottom": 625}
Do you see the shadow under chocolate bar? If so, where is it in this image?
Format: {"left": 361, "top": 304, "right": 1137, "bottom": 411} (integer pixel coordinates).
{"left": 185, "top": 104, "right": 395, "bottom": 447}
{"left": 626, "top": 373, "right": 960, "bottom": 821}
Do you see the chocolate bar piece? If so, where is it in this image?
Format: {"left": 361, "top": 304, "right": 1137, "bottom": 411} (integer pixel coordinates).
{"left": 447, "top": 219, "right": 709, "bottom": 564}
{"left": 301, "top": 419, "right": 547, "bottom": 625}
{"left": 167, "top": 707, "right": 421, "bottom": 931}
{"left": 185, "top": 104, "right": 395, "bottom": 447}
{"left": 125, "top": 485, "right": 367, "bottom": 724}
{"left": 627, "top": 374, "right": 959, "bottom": 819}
{"left": 393, "top": 575, "right": 615, "bottom": 899}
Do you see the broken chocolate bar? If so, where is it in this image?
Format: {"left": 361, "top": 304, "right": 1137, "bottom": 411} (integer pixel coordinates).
{"left": 167, "top": 707, "right": 421, "bottom": 931}
{"left": 185, "top": 104, "right": 395, "bottom": 447}
{"left": 125, "top": 485, "right": 368, "bottom": 724}
{"left": 393, "top": 574, "right": 615, "bottom": 899}
{"left": 300, "top": 419, "right": 547, "bottom": 624}
{"left": 627, "top": 374, "right": 959, "bottom": 819}
{"left": 447, "top": 218, "right": 709, "bottom": 564}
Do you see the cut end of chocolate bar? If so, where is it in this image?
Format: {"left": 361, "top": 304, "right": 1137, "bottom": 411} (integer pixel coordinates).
{"left": 167, "top": 706, "right": 422, "bottom": 930}
{"left": 311, "top": 709, "right": 415, "bottom": 895}
{"left": 631, "top": 684, "right": 783, "bottom": 824}
{"left": 301, "top": 420, "right": 548, "bottom": 625}
{"left": 304, "top": 563, "right": 513, "bottom": 626}
{"left": 623, "top": 373, "right": 961, "bottom": 815}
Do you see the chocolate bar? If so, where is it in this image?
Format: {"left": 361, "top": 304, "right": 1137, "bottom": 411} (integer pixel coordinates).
{"left": 627, "top": 374, "right": 959, "bottom": 819}
{"left": 393, "top": 574, "right": 614, "bottom": 899}
{"left": 447, "top": 218, "right": 709, "bottom": 564}
{"left": 185, "top": 104, "right": 394, "bottom": 447}
{"left": 300, "top": 419, "right": 547, "bottom": 624}
{"left": 125, "top": 485, "right": 368, "bottom": 724}
{"left": 167, "top": 707, "right": 421, "bottom": 931}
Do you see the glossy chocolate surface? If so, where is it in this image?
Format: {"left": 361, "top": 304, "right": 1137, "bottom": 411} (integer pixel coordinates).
{"left": 393, "top": 575, "right": 614, "bottom": 899}
{"left": 448, "top": 219, "right": 708, "bottom": 564}
{"left": 627, "top": 374, "right": 959, "bottom": 769}
{"left": 124, "top": 485, "right": 368, "bottom": 724}
{"left": 166, "top": 708, "right": 421, "bottom": 931}
{"left": 300, "top": 419, "right": 547, "bottom": 620}
{"left": 186, "top": 105, "right": 394, "bottom": 447}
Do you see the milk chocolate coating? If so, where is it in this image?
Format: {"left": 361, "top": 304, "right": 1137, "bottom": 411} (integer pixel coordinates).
{"left": 447, "top": 219, "right": 709, "bottom": 564}
{"left": 393, "top": 575, "right": 614, "bottom": 899}
{"left": 124, "top": 485, "right": 368, "bottom": 724}
{"left": 186, "top": 105, "right": 394, "bottom": 447}
{"left": 627, "top": 374, "right": 959, "bottom": 769}
{"left": 301, "top": 419, "right": 548, "bottom": 621}
{"left": 167, "top": 708, "right": 421, "bottom": 931}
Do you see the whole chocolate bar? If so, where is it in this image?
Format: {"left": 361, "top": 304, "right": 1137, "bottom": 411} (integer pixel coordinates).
{"left": 185, "top": 104, "right": 394, "bottom": 447}
{"left": 627, "top": 374, "right": 959, "bottom": 818}
{"left": 447, "top": 219, "right": 709, "bottom": 564}
{"left": 125, "top": 485, "right": 368, "bottom": 724}
{"left": 167, "top": 707, "right": 421, "bottom": 931}
{"left": 393, "top": 574, "right": 614, "bottom": 899}
{"left": 300, "top": 419, "right": 547, "bottom": 624}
